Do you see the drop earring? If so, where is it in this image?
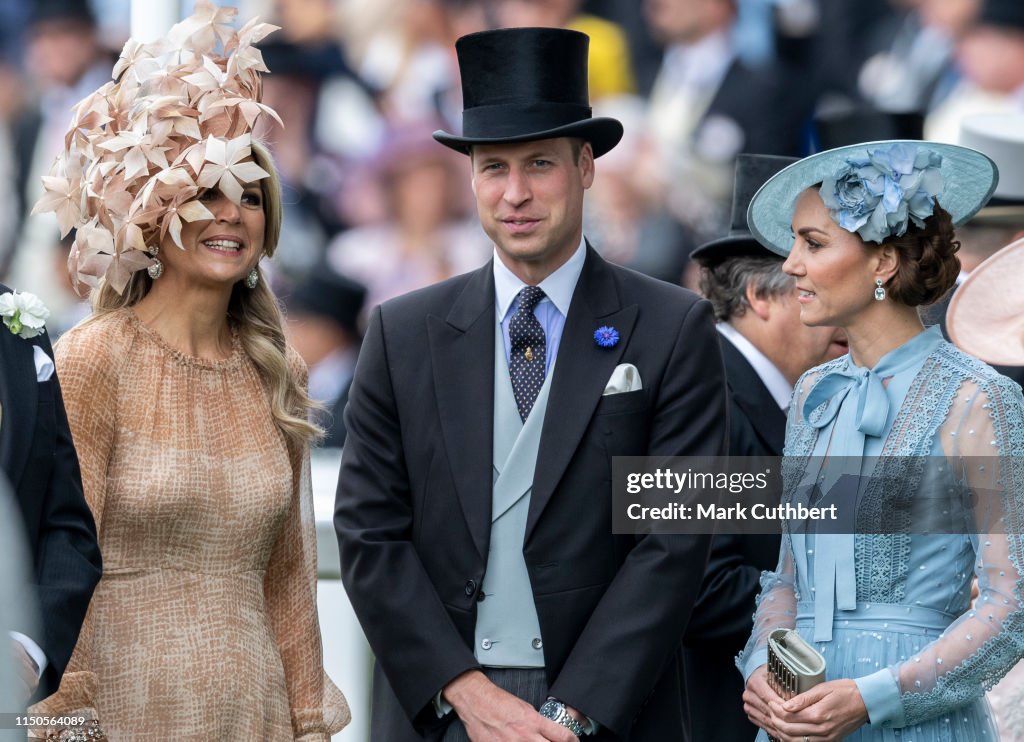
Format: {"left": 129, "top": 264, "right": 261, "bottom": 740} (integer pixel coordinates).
{"left": 874, "top": 278, "right": 885, "bottom": 301}
{"left": 147, "top": 258, "right": 164, "bottom": 280}
{"left": 245, "top": 268, "right": 259, "bottom": 289}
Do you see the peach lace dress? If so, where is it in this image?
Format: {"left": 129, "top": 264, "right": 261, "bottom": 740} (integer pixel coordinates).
{"left": 32, "top": 308, "right": 349, "bottom": 740}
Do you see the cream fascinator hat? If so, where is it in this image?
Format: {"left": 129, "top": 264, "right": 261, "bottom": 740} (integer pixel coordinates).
{"left": 32, "top": 1, "right": 282, "bottom": 294}
{"left": 948, "top": 237, "right": 1024, "bottom": 366}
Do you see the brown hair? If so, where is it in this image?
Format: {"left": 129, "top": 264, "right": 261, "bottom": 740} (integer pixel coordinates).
{"left": 880, "top": 202, "right": 961, "bottom": 307}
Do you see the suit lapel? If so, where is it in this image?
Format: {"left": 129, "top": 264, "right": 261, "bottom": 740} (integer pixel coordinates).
{"left": 720, "top": 337, "right": 786, "bottom": 455}
{"left": 528, "top": 247, "right": 637, "bottom": 539}
{"left": 0, "top": 331, "right": 38, "bottom": 490}
{"left": 428, "top": 264, "right": 496, "bottom": 560}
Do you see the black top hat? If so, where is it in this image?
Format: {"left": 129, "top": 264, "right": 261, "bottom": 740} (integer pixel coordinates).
{"left": 287, "top": 269, "right": 367, "bottom": 337}
{"left": 815, "top": 109, "right": 924, "bottom": 151}
{"left": 29, "top": 0, "right": 96, "bottom": 27}
{"left": 980, "top": 0, "right": 1024, "bottom": 31}
{"left": 433, "top": 27, "right": 623, "bottom": 157}
{"left": 691, "top": 154, "right": 798, "bottom": 267}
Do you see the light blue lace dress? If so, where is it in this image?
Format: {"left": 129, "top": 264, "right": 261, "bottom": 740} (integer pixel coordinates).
{"left": 739, "top": 326, "right": 1024, "bottom": 740}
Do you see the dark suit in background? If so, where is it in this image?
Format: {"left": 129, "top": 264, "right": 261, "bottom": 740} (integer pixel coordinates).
{"left": 684, "top": 334, "right": 784, "bottom": 742}
{"left": 0, "top": 283, "right": 101, "bottom": 700}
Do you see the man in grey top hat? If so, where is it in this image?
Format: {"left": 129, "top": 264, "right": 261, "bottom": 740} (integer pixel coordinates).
{"left": 336, "top": 26, "right": 728, "bottom": 742}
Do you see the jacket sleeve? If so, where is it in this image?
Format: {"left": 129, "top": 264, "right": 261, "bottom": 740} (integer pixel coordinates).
{"left": 334, "top": 306, "right": 480, "bottom": 732}
{"left": 22, "top": 330, "right": 102, "bottom": 700}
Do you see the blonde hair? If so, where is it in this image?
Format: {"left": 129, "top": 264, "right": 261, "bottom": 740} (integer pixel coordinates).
{"left": 89, "top": 140, "right": 322, "bottom": 450}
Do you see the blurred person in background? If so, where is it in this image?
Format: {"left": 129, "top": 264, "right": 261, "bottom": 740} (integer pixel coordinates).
{"left": 639, "top": 0, "right": 813, "bottom": 255}
{"left": 327, "top": 117, "right": 488, "bottom": 310}
{"left": 28, "top": 6, "right": 349, "bottom": 737}
{"left": 259, "top": 32, "right": 380, "bottom": 275}
{"left": 857, "top": 0, "right": 980, "bottom": 115}
{"left": 493, "top": 0, "right": 636, "bottom": 100}
{"left": 285, "top": 268, "right": 367, "bottom": 449}
{"left": 927, "top": 0, "right": 1024, "bottom": 140}
{"left": 5, "top": 0, "right": 112, "bottom": 326}
{"left": 0, "top": 280, "right": 99, "bottom": 706}
{"left": 581, "top": 96, "right": 693, "bottom": 284}
{"left": 358, "top": 0, "right": 461, "bottom": 123}
{"left": 685, "top": 153, "right": 846, "bottom": 742}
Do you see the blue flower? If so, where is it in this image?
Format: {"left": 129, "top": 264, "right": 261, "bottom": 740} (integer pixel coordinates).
{"left": 594, "top": 326, "right": 619, "bottom": 348}
{"left": 820, "top": 144, "right": 945, "bottom": 244}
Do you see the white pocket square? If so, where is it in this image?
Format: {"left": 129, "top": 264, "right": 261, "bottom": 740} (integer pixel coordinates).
{"left": 33, "top": 345, "right": 54, "bottom": 382}
{"left": 603, "top": 363, "right": 642, "bottom": 396}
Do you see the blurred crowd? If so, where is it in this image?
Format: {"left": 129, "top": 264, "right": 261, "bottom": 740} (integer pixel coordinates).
{"left": 2, "top": 0, "right": 1023, "bottom": 445}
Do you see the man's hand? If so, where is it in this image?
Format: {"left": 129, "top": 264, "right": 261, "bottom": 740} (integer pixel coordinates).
{"left": 11, "top": 640, "right": 39, "bottom": 702}
{"left": 444, "top": 670, "right": 578, "bottom": 741}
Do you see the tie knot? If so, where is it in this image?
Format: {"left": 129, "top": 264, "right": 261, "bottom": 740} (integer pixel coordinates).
{"left": 517, "top": 286, "right": 546, "bottom": 312}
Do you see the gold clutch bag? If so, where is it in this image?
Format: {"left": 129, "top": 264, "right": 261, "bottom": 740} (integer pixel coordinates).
{"left": 766, "top": 628, "right": 826, "bottom": 742}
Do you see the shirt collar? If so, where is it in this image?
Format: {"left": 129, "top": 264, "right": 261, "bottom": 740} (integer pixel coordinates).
{"left": 493, "top": 236, "right": 587, "bottom": 320}
{"left": 717, "top": 322, "right": 793, "bottom": 410}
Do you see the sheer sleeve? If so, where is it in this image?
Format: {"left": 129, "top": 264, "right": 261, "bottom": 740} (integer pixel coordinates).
{"left": 30, "top": 323, "right": 120, "bottom": 719}
{"left": 854, "top": 376, "right": 1024, "bottom": 728}
{"left": 737, "top": 529, "right": 798, "bottom": 682}
{"left": 263, "top": 350, "right": 350, "bottom": 740}
{"left": 736, "top": 369, "right": 821, "bottom": 682}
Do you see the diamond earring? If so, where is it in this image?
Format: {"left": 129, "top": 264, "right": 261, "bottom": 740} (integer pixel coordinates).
{"left": 245, "top": 268, "right": 259, "bottom": 289}
{"left": 147, "top": 259, "right": 164, "bottom": 280}
{"left": 874, "top": 278, "right": 885, "bottom": 301}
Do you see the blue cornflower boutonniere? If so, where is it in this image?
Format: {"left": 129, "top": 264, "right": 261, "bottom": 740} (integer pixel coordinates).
{"left": 594, "top": 326, "right": 619, "bottom": 348}
{"left": 0, "top": 290, "right": 49, "bottom": 339}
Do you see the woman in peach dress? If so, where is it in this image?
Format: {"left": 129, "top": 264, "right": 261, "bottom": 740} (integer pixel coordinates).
{"left": 31, "top": 4, "right": 349, "bottom": 739}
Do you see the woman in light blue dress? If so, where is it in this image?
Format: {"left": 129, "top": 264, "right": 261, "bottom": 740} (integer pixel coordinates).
{"left": 737, "top": 140, "right": 1024, "bottom": 741}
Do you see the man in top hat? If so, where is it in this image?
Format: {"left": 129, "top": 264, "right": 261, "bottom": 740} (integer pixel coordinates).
{"left": 285, "top": 268, "right": 367, "bottom": 448}
{"left": 335, "top": 27, "right": 728, "bottom": 742}
{"left": 685, "top": 154, "right": 848, "bottom": 742}
{"left": 0, "top": 284, "right": 101, "bottom": 702}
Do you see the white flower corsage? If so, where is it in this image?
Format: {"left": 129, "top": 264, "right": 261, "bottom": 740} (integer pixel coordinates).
{"left": 0, "top": 290, "right": 49, "bottom": 339}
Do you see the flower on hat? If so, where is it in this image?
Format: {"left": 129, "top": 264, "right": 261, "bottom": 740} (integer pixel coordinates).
{"left": 820, "top": 143, "right": 945, "bottom": 244}
{"left": 594, "top": 326, "right": 619, "bottom": 348}
{"left": 31, "top": 1, "right": 282, "bottom": 296}
{"left": 0, "top": 290, "right": 49, "bottom": 340}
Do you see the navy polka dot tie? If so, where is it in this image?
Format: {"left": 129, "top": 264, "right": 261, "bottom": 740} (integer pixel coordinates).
{"left": 509, "top": 286, "right": 547, "bottom": 421}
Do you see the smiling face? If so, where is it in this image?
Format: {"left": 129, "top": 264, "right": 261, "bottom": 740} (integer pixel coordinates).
{"left": 157, "top": 178, "right": 266, "bottom": 291}
{"left": 471, "top": 137, "right": 594, "bottom": 283}
{"left": 783, "top": 188, "right": 891, "bottom": 329}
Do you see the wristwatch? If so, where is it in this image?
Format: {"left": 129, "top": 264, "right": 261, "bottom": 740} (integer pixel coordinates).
{"left": 539, "top": 698, "right": 586, "bottom": 737}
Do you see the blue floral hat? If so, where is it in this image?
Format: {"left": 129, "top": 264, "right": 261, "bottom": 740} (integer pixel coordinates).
{"left": 746, "top": 140, "right": 998, "bottom": 257}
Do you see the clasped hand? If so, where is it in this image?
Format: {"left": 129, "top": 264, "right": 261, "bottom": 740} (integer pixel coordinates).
{"left": 743, "top": 664, "right": 868, "bottom": 741}
{"left": 444, "top": 670, "right": 580, "bottom": 742}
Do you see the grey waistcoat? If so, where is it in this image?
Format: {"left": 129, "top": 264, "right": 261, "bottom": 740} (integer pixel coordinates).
{"left": 474, "top": 317, "right": 553, "bottom": 668}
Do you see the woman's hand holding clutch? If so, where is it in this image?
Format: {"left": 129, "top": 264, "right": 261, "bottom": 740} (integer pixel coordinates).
{"left": 766, "top": 679, "right": 868, "bottom": 742}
